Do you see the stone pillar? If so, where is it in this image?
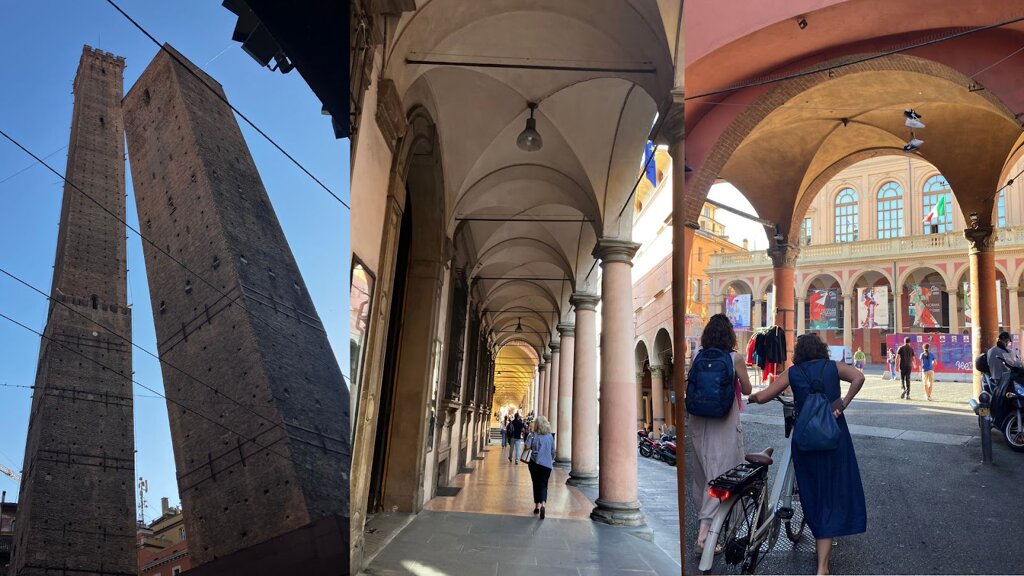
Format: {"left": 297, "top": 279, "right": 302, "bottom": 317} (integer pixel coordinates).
{"left": 796, "top": 296, "right": 806, "bottom": 334}
{"left": 1010, "top": 287, "right": 1021, "bottom": 335}
{"left": 843, "top": 294, "right": 854, "bottom": 350}
{"left": 556, "top": 323, "right": 575, "bottom": 464}
{"left": 650, "top": 366, "right": 665, "bottom": 430}
{"left": 752, "top": 296, "right": 763, "bottom": 329}
{"left": 895, "top": 289, "right": 904, "bottom": 333}
{"left": 948, "top": 287, "right": 960, "bottom": 334}
{"left": 636, "top": 372, "right": 645, "bottom": 428}
{"left": 967, "top": 226, "right": 998, "bottom": 398}
{"left": 567, "top": 293, "right": 600, "bottom": 486}
{"left": 768, "top": 243, "right": 800, "bottom": 366}
{"left": 591, "top": 238, "right": 644, "bottom": 526}
{"left": 548, "top": 341, "right": 561, "bottom": 432}
{"left": 538, "top": 361, "right": 548, "bottom": 416}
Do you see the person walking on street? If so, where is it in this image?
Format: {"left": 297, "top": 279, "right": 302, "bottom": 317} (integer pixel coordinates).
{"left": 508, "top": 413, "right": 526, "bottom": 464}
{"left": 501, "top": 415, "right": 509, "bottom": 448}
{"left": 920, "top": 343, "right": 937, "bottom": 401}
{"left": 853, "top": 347, "right": 866, "bottom": 371}
{"left": 687, "top": 314, "right": 753, "bottom": 554}
{"left": 525, "top": 416, "right": 556, "bottom": 518}
{"left": 749, "top": 333, "right": 867, "bottom": 576}
{"left": 897, "top": 337, "right": 916, "bottom": 400}
{"left": 884, "top": 347, "right": 896, "bottom": 380}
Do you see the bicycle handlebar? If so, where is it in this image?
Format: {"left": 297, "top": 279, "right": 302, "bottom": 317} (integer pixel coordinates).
{"left": 772, "top": 396, "right": 795, "bottom": 408}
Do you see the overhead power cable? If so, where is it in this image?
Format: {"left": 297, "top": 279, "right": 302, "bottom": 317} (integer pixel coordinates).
{"left": 103, "top": 0, "right": 348, "bottom": 209}
{"left": 0, "top": 129, "right": 350, "bottom": 388}
{"left": 0, "top": 309, "right": 342, "bottom": 494}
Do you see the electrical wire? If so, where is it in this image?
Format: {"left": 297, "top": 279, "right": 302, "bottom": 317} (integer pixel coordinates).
{"left": 0, "top": 309, "right": 344, "bottom": 494}
{"left": 0, "top": 129, "right": 350, "bottom": 389}
{"left": 103, "top": 0, "right": 348, "bottom": 209}
{"left": 0, "top": 145, "right": 67, "bottom": 186}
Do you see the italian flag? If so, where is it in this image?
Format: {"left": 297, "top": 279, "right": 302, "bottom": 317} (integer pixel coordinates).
{"left": 923, "top": 195, "right": 946, "bottom": 225}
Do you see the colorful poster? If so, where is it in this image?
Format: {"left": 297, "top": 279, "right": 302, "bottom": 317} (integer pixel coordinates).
{"left": 725, "top": 293, "right": 751, "bottom": 329}
{"left": 858, "top": 286, "right": 889, "bottom": 329}
{"left": 907, "top": 283, "right": 943, "bottom": 328}
{"left": 885, "top": 332, "right": 974, "bottom": 374}
{"left": 964, "top": 280, "right": 1002, "bottom": 328}
{"left": 808, "top": 288, "right": 839, "bottom": 330}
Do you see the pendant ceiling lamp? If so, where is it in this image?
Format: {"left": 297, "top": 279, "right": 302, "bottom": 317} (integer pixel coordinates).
{"left": 516, "top": 102, "right": 543, "bottom": 152}
{"left": 515, "top": 317, "right": 524, "bottom": 333}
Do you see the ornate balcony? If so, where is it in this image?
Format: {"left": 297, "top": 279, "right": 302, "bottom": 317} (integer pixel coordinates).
{"left": 708, "top": 226, "right": 1024, "bottom": 272}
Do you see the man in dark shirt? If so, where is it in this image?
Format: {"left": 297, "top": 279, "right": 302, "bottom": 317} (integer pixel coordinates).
{"left": 897, "top": 337, "right": 916, "bottom": 400}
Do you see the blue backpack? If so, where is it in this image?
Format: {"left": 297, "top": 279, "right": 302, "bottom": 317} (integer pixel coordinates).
{"left": 685, "top": 348, "right": 735, "bottom": 417}
{"left": 792, "top": 362, "right": 841, "bottom": 452}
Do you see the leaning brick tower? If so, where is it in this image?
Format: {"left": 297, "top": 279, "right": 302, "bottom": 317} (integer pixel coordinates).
{"left": 122, "top": 45, "right": 348, "bottom": 571}
{"left": 10, "top": 46, "right": 136, "bottom": 576}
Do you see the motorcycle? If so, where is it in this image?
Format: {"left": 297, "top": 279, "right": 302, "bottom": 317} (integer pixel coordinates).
{"left": 657, "top": 436, "right": 677, "bottom": 466}
{"left": 981, "top": 361, "right": 1024, "bottom": 452}
{"left": 637, "top": 429, "right": 659, "bottom": 458}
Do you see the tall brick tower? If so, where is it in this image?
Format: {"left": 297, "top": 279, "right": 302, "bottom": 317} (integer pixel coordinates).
{"left": 10, "top": 46, "right": 136, "bottom": 576}
{"left": 122, "top": 46, "right": 348, "bottom": 572}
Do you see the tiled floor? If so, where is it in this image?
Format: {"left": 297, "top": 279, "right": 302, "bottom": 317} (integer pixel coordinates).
{"left": 363, "top": 445, "right": 681, "bottom": 575}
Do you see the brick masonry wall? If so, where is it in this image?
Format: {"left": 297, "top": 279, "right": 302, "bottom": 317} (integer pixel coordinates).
{"left": 12, "top": 46, "right": 136, "bottom": 576}
{"left": 122, "top": 45, "right": 349, "bottom": 567}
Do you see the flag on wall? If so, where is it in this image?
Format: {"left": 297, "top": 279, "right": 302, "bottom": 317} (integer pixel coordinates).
{"left": 643, "top": 140, "right": 657, "bottom": 187}
{"left": 922, "top": 195, "right": 946, "bottom": 225}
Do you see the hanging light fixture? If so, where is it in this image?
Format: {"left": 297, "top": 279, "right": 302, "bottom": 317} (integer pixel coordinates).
{"left": 515, "top": 317, "right": 524, "bottom": 333}
{"left": 516, "top": 102, "right": 543, "bottom": 152}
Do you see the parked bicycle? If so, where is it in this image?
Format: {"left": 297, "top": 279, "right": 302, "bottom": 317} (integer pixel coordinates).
{"left": 698, "top": 396, "right": 806, "bottom": 574}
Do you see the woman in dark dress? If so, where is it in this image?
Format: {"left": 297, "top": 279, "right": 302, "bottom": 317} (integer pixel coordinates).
{"left": 749, "top": 333, "right": 866, "bottom": 575}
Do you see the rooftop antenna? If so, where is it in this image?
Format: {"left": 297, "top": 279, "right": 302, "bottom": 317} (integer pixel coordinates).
{"left": 137, "top": 477, "right": 149, "bottom": 524}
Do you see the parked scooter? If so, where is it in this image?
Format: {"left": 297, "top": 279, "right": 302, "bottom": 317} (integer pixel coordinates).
{"left": 981, "top": 361, "right": 1024, "bottom": 452}
{"left": 658, "top": 436, "right": 677, "bottom": 466}
{"left": 637, "top": 429, "right": 659, "bottom": 458}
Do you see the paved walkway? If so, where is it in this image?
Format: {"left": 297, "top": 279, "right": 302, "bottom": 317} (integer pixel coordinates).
{"left": 361, "top": 445, "right": 680, "bottom": 575}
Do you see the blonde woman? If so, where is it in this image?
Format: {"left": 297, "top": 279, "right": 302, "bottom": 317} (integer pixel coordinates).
{"left": 525, "top": 416, "right": 556, "bottom": 519}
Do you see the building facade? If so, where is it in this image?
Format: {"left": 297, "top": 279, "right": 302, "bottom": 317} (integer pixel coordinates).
{"left": 137, "top": 498, "right": 190, "bottom": 576}
{"left": 707, "top": 155, "right": 1024, "bottom": 363}
{"left": 633, "top": 149, "right": 743, "bottom": 432}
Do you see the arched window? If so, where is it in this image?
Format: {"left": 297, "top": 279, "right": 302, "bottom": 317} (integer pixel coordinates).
{"left": 834, "top": 188, "right": 858, "bottom": 243}
{"left": 997, "top": 189, "right": 1007, "bottom": 228}
{"left": 876, "top": 182, "right": 904, "bottom": 239}
{"left": 922, "top": 175, "right": 952, "bottom": 234}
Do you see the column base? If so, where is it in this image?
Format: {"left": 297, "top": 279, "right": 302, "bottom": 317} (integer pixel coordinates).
{"left": 554, "top": 457, "right": 572, "bottom": 467}
{"left": 591, "top": 498, "right": 645, "bottom": 527}
{"left": 566, "top": 470, "right": 598, "bottom": 486}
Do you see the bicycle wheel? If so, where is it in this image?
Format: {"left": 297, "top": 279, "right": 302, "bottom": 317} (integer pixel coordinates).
{"left": 785, "top": 482, "right": 807, "bottom": 542}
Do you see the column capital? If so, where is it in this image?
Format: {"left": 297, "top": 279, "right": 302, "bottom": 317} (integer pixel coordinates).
{"left": 549, "top": 341, "right": 561, "bottom": 353}
{"left": 635, "top": 372, "right": 645, "bottom": 384}
{"left": 842, "top": 293, "right": 853, "bottom": 302}
{"left": 649, "top": 365, "right": 665, "bottom": 378}
{"left": 538, "top": 363, "right": 547, "bottom": 373}
{"left": 570, "top": 292, "right": 601, "bottom": 311}
{"left": 1010, "top": 287, "right": 1020, "bottom": 294}
{"left": 556, "top": 322, "right": 576, "bottom": 337}
{"left": 964, "top": 225, "right": 996, "bottom": 254}
{"left": 593, "top": 238, "right": 641, "bottom": 265}
{"left": 767, "top": 243, "right": 800, "bottom": 269}
{"left": 542, "top": 352, "right": 552, "bottom": 363}
{"left": 796, "top": 296, "right": 806, "bottom": 302}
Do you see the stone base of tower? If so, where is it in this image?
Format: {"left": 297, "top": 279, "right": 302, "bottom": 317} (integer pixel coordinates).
{"left": 186, "top": 514, "right": 348, "bottom": 576}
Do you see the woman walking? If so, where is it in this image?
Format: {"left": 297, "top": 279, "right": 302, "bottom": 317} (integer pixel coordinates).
{"left": 920, "top": 343, "right": 937, "bottom": 401}
{"left": 688, "top": 314, "right": 753, "bottom": 554}
{"left": 749, "top": 334, "right": 867, "bottom": 575}
{"left": 525, "top": 416, "right": 556, "bottom": 518}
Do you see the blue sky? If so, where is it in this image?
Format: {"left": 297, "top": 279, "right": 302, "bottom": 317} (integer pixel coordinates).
{"left": 0, "top": 2, "right": 349, "bottom": 518}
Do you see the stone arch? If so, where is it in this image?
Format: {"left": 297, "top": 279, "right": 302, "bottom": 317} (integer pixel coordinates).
{"left": 800, "top": 271, "right": 844, "bottom": 297}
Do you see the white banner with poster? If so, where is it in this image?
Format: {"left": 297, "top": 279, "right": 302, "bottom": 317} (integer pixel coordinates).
{"left": 964, "top": 280, "right": 1002, "bottom": 328}
{"left": 857, "top": 286, "right": 889, "bottom": 329}
{"left": 726, "top": 293, "right": 751, "bottom": 329}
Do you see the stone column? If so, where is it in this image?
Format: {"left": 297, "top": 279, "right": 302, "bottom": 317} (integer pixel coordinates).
{"left": 948, "top": 287, "right": 960, "bottom": 334}
{"left": 1010, "top": 287, "right": 1020, "bottom": 335}
{"left": 796, "top": 296, "right": 806, "bottom": 334}
{"left": 967, "top": 226, "right": 998, "bottom": 398}
{"left": 568, "top": 292, "right": 600, "bottom": 486}
{"left": 538, "top": 361, "right": 548, "bottom": 416}
{"left": 768, "top": 243, "right": 800, "bottom": 366}
{"left": 752, "top": 296, "right": 763, "bottom": 329}
{"left": 591, "top": 238, "right": 644, "bottom": 526}
{"left": 650, "top": 366, "right": 665, "bottom": 431}
{"left": 636, "top": 372, "right": 645, "bottom": 428}
{"left": 556, "top": 323, "right": 575, "bottom": 464}
{"left": 894, "top": 289, "right": 903, "bottom": 333}
{"left": 548, "top": 342, "right": 561, "bottom": 432}
{"left": 843, "top": 294, "right": 854, "bottom": 350}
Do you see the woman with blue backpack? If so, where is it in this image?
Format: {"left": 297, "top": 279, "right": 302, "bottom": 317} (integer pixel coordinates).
{"left": 749, "top": 333, "right": 866, "bottom": 575}
{"left": 687, "top": 314, "right": 752, "bottom": 555}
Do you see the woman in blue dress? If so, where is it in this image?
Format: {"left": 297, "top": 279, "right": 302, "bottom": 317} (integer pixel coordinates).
{"left": 749, "top": 333, "right": 866, "bottom": 575}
